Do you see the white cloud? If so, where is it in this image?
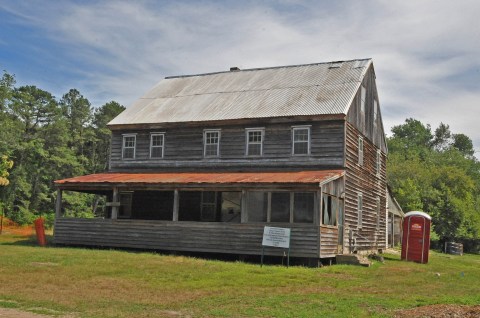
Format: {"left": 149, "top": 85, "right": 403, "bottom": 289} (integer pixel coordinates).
{"left": 1, "top": 0, "right": 480, "bottom": 156}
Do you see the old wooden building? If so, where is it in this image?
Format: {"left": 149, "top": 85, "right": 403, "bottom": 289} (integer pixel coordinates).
{"left": 54, "top": 58, "right": 388, "bottom": 262}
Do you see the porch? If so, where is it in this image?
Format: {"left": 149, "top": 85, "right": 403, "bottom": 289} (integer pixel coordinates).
{"left": 53, "top": 170, "right": 345, "bottom": 259}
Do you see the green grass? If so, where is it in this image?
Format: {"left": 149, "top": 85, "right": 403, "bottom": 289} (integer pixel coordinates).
{"left": 0, "top": 234, "right": 479, "bottom": 318}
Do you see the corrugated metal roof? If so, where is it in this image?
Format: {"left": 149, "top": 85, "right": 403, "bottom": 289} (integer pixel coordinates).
{"left": 55, "top": 170, "right": 344, "bottom": 187}
{"left": 108, "top": 59, "right": 372, "bottom": 126}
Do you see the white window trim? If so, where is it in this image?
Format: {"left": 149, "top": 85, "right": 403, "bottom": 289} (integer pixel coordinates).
{"left": 149, "top": 133, "right": 165, "bottom": 159}
{"left": 358, "top": 136, "right": 364, "bottom": 166}
{"left": 376, "top": 196, "right": 381, "bottom": 229}
{"left": 360, "top": 85, "right": 366, "bottom": 113}
{"left": 376, "top": 149, "right": 381, "bottom": 176}
{"left": 203, "top": 129, "right": 221, "bottom": 157}
{"left": 292, "top": 125, "right": 311, "bottom": 156}
{"left": 245, "top": 128, "right": 264, "bottom": 156}
{"left": 357, "top": 193, "right": 363, "bottom": 228}
{"left": 122, "top": 134, "right": 136, "bottom": 160}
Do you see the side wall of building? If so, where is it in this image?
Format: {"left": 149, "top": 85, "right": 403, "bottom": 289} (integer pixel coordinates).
{"left": 344, "top": 65, "right": 388, "bottom": 251}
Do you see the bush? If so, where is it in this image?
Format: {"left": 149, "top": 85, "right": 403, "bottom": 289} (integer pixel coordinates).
{"left": 7, "top": 206, "right": 35, "bottom": 225}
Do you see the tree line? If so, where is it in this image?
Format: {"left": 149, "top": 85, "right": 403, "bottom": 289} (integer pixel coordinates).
{"left": 0, "top": 70, "right": 125, "bottom": 225}
{"left": 387, "top": 118, "right": 480, "bottom": 245}
{"left": 1, "top": 69, "right": 479, "bottom": 246}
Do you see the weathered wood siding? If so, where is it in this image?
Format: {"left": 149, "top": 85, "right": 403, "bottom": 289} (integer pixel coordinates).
{"left": 54, "top": 218, "right": 321, "bottom": 258}
{"left": 110, "top": 120, "right": 345, "bottom": 171}
{"left": 320, "top": 226, "right": 338, "bottom": 257}
{"left": 346, "top": 65, "right": 387, "bottom": 153}
{"left": 344, "top": 121, "right": 387, "bottom": 251}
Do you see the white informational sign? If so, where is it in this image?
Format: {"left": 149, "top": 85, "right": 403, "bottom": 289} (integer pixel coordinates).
{"left": 262, "top": 226, "right": 291, "bottom": 248}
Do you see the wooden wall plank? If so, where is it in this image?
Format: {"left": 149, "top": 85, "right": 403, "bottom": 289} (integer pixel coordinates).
{"left": 54, "top": 218, "right": 322, "bottom": 258}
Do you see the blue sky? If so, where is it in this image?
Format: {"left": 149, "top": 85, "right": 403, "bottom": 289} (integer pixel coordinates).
{"left": 1, "top": 0, "right": 479, "bottom": 156}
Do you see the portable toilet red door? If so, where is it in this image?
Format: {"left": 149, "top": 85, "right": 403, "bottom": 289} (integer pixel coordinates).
{"left": 401, "top": 211, "right": 431, "bottom": 264}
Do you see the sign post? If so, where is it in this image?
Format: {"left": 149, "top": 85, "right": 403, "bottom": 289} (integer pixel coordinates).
{"left": 261, "top": 226, "right": 291, "bottom": 267}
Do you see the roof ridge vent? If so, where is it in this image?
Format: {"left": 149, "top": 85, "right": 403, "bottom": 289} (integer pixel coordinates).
{"left": 230, "top": 67, "right": 241, "bottom": 72}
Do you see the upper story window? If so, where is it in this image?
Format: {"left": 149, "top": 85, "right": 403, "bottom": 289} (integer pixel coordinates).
{"left": 292, "top": 126, "right": 311, "bottom": 155}
{"left": 122, "top": 134, "right": 136, "bottom": 159}
{"left": 150, "top": 133, "right": 165, "bottom": 158}
{"left": 246, "top": 128, "right": 264, "bottom": 156}
{"left": 360, "top": 86, "right": 366, "bottom": 114}
{"left": 204, "top": 129, "right": 220, "bottom": 157}
{"left": 357, "top": 193, "right": 363, "bottom": 228}
{"left": 358, "top": 136, "right": 364, "bottom": 166}
{"left": 376, "top": 196, "right": 381, "bottom": 229}
{"left": 376, "top": 149, "right": 381, "bottom": 176}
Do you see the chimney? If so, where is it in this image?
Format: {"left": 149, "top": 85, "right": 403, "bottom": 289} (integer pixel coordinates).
{"left": 230, "top": 67, "right": 240, "bottom": 72}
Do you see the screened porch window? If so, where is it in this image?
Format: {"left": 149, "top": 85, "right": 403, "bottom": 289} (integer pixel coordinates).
{"left": 271, "top": 192, "right": 291, "bottom": 222}
{"left": 246, "top": 192, "right": 268, "bottom": 222}
{"left": 322, "top": 194, "right": 337, "bottom": 226}
{"left": 178, "top": 191, "right": 241, "bottom": 223}
{"left": 293, "top": 192, "right": 314, "bottom": 223}
{"left": 246, "top": 191, "right": 315, "bottom": 224}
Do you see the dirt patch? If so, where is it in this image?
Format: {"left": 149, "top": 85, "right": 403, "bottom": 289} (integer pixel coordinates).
{"left": 394, "top": 304, "right": 480, "bottom": 318}
{"left": 0, "top": 308, "right": 52, "bottom": 318}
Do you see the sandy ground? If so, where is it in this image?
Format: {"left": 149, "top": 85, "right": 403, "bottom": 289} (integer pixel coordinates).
{"left": 0, "top": 308, "right": 53, "bottom": 318}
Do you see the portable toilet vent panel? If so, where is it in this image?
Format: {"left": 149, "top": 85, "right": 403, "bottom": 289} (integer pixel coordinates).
{"left": 401, "top": 211, "right": 431, "bottom": 264}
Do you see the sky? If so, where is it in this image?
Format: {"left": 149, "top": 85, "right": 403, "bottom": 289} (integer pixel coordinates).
{"left": 1, "top": 0, "right": 479, "bottom": 156}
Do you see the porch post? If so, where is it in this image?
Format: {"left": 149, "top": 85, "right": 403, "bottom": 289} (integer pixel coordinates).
{"left": 267, "top": 192, "right": 272, "bottom": 222}
{"left": 55, "top": 189, "right": 63, "bottom": 218}
{"left": 289, "top": 192, "right": 294, "bottom": 223}
{"left": 172, "top": 189, "right": 179, "bottom": 221}
{"left": 111, "top": 187, "right": 119, "bottom": 219}
{"left": 314, "top": 190, "right": 321, "bottom": 226}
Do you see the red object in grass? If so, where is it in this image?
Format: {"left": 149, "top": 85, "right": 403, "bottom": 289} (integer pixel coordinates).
{"left": 34, "top": 218, "right": 46, "bottom": 247}
{"left": 401, "top": 211, "right": 431, "bottom": 264}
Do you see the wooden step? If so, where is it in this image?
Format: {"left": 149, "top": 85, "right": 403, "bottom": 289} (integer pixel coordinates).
{"left": 336, "top": 254, "right": 371, "bottom": 267}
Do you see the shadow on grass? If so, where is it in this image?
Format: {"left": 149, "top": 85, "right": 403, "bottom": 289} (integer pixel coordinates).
{"left": 382, "top": 254, "right": 403, "bottom": 262}
{"left": 0, "top": 234, "right": 53, "bottom": 247}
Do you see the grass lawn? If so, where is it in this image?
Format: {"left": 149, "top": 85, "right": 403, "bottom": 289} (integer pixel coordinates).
{"left": 0, "top": 233, "right": 479, "bottom": 318}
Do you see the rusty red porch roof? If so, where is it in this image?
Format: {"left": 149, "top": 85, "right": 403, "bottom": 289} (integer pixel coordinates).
{"left": 55, "top": 170, "right": 344, "bottom": 187}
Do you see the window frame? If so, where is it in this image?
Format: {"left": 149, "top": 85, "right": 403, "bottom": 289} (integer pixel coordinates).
{"left": 292, "top": 125, "right": 311, "bottom": 156}
{"left": 245, "top": 128, "right": 264, "bottom": 157}
{"left": 357, "top": 193, "right": 363, "bottom": 228}
{"left": 118, "top": 191, "right": 133, "bottom": 218}
{"left": 245, "top": 190, "right": 315, "bottom": 224}
{"left": 376, "top": 149, "right": 381, "bottom": 176}
{"left": 122, "top": 134, "right": 136, "bottom": 160}
{"left": 358, "top": 136, "right": 364, "bottom": 166}
{"left": 376, "top": 196, "right": 381, "bottom": 229}
{"left": 203, "top": 129, "right": 221, "bottom": 158}
{"left": 149, "top": 132, "right": 165, "bottom": 159}
{"left": 321, "top": 193, "right": 338, "bottom": 226}
{"left": 360, "top": 85, "right": 366, "bottom": 114}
